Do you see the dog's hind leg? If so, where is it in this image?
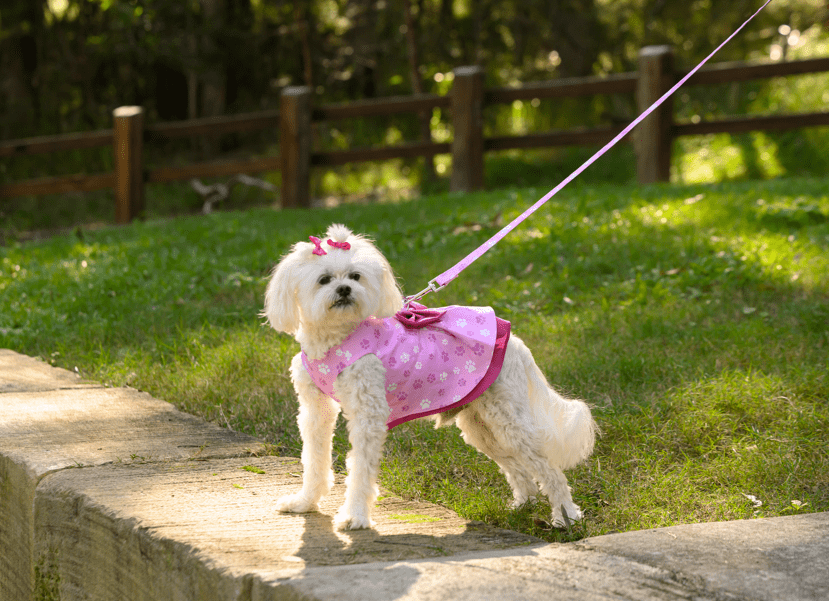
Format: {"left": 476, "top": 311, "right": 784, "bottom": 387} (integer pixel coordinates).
{"left": 455, "top": 408, "right": 539, "bottom": 508}
{"left": 543, "top": 466, "right": 583, "bottom": 528}
{"left": 276, "top": 353, "right": 341, "bottom": 514}
{"left": 333, "top": 355, "right": 390, "bottom": 530}
{"left": 458, "top": 398, "right": 583, "bottom": 528}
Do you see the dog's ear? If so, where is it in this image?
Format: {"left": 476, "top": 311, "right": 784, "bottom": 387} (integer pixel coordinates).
{"left": 374, "top": 247, "right": 404, "bottom": 317}
{"left": 377, "top": 262, "right": 404, "bottom": 317}
{"left": 263, "top": 247, "right": 302, "bottom": 335}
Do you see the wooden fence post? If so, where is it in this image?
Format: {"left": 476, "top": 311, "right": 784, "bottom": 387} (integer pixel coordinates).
{"left": 280, "top": 86, "right": 312, "bottom": 208}
{"left": 451, "top": 66, "right": 485, "bottom": 192}
{"left": 636, "top": 46, "right": 674, "bottom": 184}
{"left": 113, "top": 106, "right": 145, "bottom": 223}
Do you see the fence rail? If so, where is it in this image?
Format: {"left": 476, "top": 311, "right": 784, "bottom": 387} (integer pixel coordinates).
{"left": 486, "top": 72, "right": 639, "bottom": 103}
{"left": 2, "top": 47, "right": 829, "bottom": 223}
{"left": 0, "top": 130, "right": 113, "bottom": 157}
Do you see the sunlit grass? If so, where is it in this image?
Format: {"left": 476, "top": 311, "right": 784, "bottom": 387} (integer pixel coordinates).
{"left": 1, "top": 176, "right": 827, "bottom": 542}
{"left": 673, "top": 25, "right": 829, "bottom": 185}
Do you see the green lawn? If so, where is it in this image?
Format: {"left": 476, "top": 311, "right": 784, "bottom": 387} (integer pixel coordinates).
{"left": 2, "top": 176, "right": 827, "bottom": 542}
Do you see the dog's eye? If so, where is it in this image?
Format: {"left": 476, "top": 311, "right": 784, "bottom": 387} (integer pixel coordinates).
{"left": 348, "top": 272, "right": 361, "bottom": 282}
{"left": 318, "top": 275, "right": 333, "bottom": 286}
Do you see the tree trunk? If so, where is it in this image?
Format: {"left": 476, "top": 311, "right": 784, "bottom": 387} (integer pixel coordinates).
{"left": 295, "top": 4, "right": 314, "bottom": 88}
{"left": 0, "top": 33, "right": 35, "bottom": 138}
{"left": 200, "top": 0, "right": 227, "bottom": 157}
{"left": 403, "top": 0, "right": 436, "bottom": 184}
{"left": 548, "top": 0, "right": 604, "bottom": 77}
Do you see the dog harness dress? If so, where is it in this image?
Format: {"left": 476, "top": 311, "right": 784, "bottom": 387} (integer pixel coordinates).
{"left": 302, "top": 302, "right": 511, "bottom": 429}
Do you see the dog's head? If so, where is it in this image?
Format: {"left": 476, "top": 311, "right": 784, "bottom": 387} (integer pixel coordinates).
{"left": 263, "top": 224, "right": 403, "bottom": 338}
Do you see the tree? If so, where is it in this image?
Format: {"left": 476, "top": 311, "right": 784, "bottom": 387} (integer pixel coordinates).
{"left": 403, "top": 0, "right": 436, "bottom": 182}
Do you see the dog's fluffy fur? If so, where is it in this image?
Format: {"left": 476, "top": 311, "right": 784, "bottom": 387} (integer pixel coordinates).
{"left": 264, "top": 224, "right": 596, "bottom": 530}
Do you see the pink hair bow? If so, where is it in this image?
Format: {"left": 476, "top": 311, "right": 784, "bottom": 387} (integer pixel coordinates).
{"left": 309, "top": 236, "right": 327, "bottom": 256}
{"left": 327, "top": 239, "right": 351, "bottom": 251}
{"left": 309, "top": 236, "right": 351, "bottom": 256}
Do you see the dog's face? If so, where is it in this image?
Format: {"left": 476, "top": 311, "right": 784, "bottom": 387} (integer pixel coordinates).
{"left": 264, "top": 224, "right": 403, "bottom": 337}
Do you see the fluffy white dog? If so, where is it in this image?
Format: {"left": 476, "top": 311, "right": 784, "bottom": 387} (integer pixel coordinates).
{"left": 264, "top": 223, "right": 595, "bottom": 530}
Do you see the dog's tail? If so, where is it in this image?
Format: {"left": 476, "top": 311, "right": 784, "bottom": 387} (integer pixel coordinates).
{"left": 521, "top": 345, "right": 596, "bottom": 470}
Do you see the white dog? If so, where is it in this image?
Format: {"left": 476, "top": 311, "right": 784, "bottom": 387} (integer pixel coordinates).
{"left": 264, "top": 224, "right": 595, "bottom": 530}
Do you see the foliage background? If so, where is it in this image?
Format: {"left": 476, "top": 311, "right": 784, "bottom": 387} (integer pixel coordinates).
{"left": 2, "top": 1, "right": 829, "bottom": 235}
{"left": 2, "top": 2, "right": 828, "bottom": 172}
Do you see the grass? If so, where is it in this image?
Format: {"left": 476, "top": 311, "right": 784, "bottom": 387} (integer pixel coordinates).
{"left": 2, "top": 176, "right": 828, "bottom": 542}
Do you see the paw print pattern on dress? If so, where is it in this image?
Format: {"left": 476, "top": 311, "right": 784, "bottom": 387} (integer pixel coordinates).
{"left": 302, "top": 305, "right": 505, "bottom": 429}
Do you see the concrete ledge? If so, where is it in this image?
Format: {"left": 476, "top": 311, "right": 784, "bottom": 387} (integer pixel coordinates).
{"left": 35, "top": 457, "right": 538, "bottom": 601}
{"left": 277, "top": 544, "right": 711, "bottom": 601}
{"left": 271, "top": 513, "right": 829, "bottom": 601}
{"left": 2, "top": 350, "right": 828, "bottom": 601}
{"left": 0, "top": 349, "right": 100, "bottom": 393}
{"left": 579, "top": 512, "right": 829, "bottom": 601}
{"left": 0, "top": 351, "right": 537, "bottom": 601}
{"left": 0, "top": 352, "right": 264, "bottom": 600}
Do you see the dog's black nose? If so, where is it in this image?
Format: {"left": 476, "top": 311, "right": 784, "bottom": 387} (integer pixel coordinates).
{"left": 336, "top": 285, "right": 351, "bottom": 297}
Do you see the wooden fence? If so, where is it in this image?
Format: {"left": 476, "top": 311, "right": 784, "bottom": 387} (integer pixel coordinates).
{"left": 2, "top": 46, "right": 829, "bottom": 223}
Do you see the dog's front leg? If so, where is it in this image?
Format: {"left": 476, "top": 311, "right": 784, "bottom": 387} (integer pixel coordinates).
{"left": 276, "top": 353, "right": 341, "bottom": 514}
{"left": 333, "top": 355, "right": 389, "bottom": 530}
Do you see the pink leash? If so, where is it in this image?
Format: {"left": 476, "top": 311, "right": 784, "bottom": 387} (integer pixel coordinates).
{"left": 407, "top": 0, "right": 774, "bottom": 305}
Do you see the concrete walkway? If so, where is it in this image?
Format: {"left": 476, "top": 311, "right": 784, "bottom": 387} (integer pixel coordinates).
{"left": 1, "top": 348, "right": 826, "bottom": 601}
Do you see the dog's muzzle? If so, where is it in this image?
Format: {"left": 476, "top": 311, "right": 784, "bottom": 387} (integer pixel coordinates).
{"left": 331, "top": 285, "right": 354, "bottom": 308}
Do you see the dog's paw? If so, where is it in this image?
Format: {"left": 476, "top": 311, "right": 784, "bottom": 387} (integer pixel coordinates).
{"left": 334, "top": 509, "right": 374, "bottom": 530}
{"left": 275, "top": 493, "right": 318, "bottom": 514}
{"left": 551, "top": 503, "right": 583, "bottom": 528}
{"left": 510, "top": 495, "right": 538, "bottom": 510}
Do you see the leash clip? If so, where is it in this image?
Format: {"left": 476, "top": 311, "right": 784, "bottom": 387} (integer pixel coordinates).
{"left": 404, "top": 278, "right": 445, "bottom": 307}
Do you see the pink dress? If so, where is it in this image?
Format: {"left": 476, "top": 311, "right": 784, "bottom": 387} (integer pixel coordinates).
{"left": 301, "top": 303, "right": 511, "bottom": 429}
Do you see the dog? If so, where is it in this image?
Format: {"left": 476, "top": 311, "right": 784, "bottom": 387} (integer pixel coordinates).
{"left": 264, "top": 223, "right": 595, "bottom": 530}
